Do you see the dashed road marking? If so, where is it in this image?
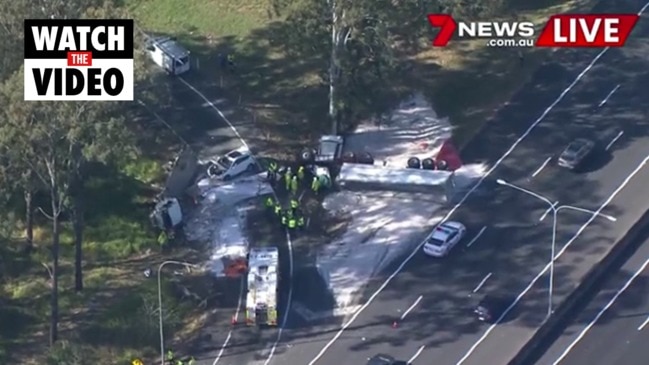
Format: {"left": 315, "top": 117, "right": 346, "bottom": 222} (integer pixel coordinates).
{"left": 532, "top": 156, "right": 552, "bottom": 177}
{"left": 554, "top": 257, "right": 649, "bottom": 363}
{"left": 466, "top": 226, "right": 487, "bottom": 247}
{"left": 606, "top": 131, "right": 624, "bottom": 151}
{"left": 539, "top": 201, "right": 559, "bottom": 222}
{"left": 473, "top": 273, "right": 492, "bottom": 293}
{"left": 408, "top": 345, "right": 426, "bottom": 363}
{"left": 456, "top": 154, "right": 649, "bottom": 365}
{"left": 212, "top": 278, "right": 244, "bottom": 365}
{"left": 598, "top": 84, "right": 620, "bottom": 107}
{"left": 400, "top": 295, "right": 423, "bottom": 321}
{"left": 177, "top": 77, "right": 295, "bottom": 365}
{"left": 638, "top": 315, "right": 649, "bottom": 331}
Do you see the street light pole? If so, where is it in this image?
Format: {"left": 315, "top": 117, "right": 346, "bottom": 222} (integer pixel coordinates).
{"left": 496, "top": 179, "right": 616, "bottom": 318}
{"left": 158, "top": 260, "right": 197, "bottom": 365}
{"left": 549, "top": 207, "right": 558, "bottom": 319}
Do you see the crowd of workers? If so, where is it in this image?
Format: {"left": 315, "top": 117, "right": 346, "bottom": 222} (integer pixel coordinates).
{"left": 264, "top": 161, "right": 322, "bottom": 231}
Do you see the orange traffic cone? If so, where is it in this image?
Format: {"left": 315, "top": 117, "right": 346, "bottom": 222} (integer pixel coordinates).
{"left": 392, "top": 320, "right": 398, "bottom": 328}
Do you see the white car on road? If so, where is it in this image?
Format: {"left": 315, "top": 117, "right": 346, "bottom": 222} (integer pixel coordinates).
{"left": 423, "top": 221, "right": 466, "bottom": 257}
{"left": 207, "top": 147, "right": 256, "bottom": 180}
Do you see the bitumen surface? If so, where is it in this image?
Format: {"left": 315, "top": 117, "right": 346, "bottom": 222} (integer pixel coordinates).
{"left": 530, "top": 225, "right": 649, "bottom": 365}
{"left": 155, "top": 1, "right": 649, "bottom": 364}
{"left": 257, "top": 1, "right": 649, "bottom": 365}
{"left": 145, "top": 77, "right": 289, "bottom": 363}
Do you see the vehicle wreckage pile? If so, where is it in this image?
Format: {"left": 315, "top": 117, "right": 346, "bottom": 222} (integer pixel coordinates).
{"left": 150, "top": 93, "right": 487, "bottom": 323}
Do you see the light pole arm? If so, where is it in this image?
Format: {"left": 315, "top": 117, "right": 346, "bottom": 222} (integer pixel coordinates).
{"left": 556, "top": 205, "right": 616, "bottom": 221}
{"left": 497, "top": 179, "right": 554, "bottom": 208}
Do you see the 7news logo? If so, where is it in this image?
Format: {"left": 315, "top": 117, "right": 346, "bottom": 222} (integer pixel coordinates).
{"left": 24, "top": 19, "right": 134, "bottom": 101}
{"left": 427, "top": 14, "right": 639, "bottom": 48}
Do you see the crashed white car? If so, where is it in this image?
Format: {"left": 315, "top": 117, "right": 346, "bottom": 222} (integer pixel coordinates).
{"left": 422, "top": 221, "right": 466, "bottom": 257}
{"left": 207, "top": 147, "right": 256, "bottom": 180}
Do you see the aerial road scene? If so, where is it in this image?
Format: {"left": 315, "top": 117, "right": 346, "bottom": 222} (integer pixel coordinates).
{"left": 1, "top": 0, "right": 649, "bottom": 365}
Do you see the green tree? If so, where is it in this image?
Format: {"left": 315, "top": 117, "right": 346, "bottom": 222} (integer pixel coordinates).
{"left": 0, "top": 0, "right": 32, "bottom": 82}
{"left": 69, "top": 1, "right": 167, "bottom": 293}
{"left": 272, "top": 0, "right": 412, "bottom": 131}
{"left": 85, "top": 0, "right": 169, "bottom": 105}
{"left": 0, "top": 65, "right": 137, "bottom": 345}
{"left": 56, "top": 100, "right": 135, "bottom": 293}
{"left": 0, "top": 0, "right": 178, "bottom": 347}
{"left": 271, "top": 0, "right": 511, "bottom": 129}
{"left": 1, "top": 69, "right": 67, "bottom": 345}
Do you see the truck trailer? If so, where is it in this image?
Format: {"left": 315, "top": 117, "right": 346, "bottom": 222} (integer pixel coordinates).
{"left": 336, "top": 162, "right": 453, "bottom": 200}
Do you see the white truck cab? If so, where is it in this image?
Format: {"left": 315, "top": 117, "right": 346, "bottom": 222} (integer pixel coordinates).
{"left": 146, "top": 36, "right": 191, "bottom": 75}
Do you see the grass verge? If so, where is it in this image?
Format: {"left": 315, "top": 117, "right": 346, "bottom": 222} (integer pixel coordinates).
{"left": 0, "top": 156, "right": 203, "bottom": 364}
{"left": 414, "top": 0, "right": 597, "bottom": 146}
{"left": 127, "top": 0, "right": 597, "bottom": 155}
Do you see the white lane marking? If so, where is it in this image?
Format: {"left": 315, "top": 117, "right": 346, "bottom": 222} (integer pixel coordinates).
{"left": 605, "top": 131, "right": 624, "bottom": 151}
{"left": 456, "top": 154, "right": 649, "bottom": 365}
{"left": 598, "top": 84, "right": 620, "bottom": 107}
{"left": 466, "top": 226, "right": 487, "bottom": 247}
{"left": 638, "top": 315, "right": 649, "bottom": 331}
{"left": 178, "top": 78, "right": 295, "bottom": 365}
{"left": 179, "top": 78, "right": 251, "bottom": 150}
{"left": 539, "top": 201, "right": 559, "bottom": 222}
{"left": 408, "top": 345, "right": 426, "bottom": 364}
{"left": 307, "top": 29, "right": 615, "bottom": 364}
{"left": 473, "top": 273, "right": 492, "bottom": 293}
{"left": 554, "top": 257, "right": 649, "bottom": 364}
{"left": 298, "top": 190, "right": 306, "bottom": 202}
{"left": 532, "top": 157, "right": 552, "bottom": 177}
{"left": 212, "top": 278, "right": 244, "bottom": 365}
{"left": 400, "top": 295, "right": 423, "bottom": 320}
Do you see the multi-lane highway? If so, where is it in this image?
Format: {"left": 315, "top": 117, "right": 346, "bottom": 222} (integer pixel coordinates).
{"left": 257, "top": 1, "right": 649, "bottom": 365}
{"left": 157, "top": 1, "right": 649, "bottom": 364}
{"left": 530, "top": 225, "right": 649, "bottom": 365}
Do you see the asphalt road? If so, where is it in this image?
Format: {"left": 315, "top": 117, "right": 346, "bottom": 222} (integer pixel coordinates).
{"left": 530, "top": 226, "right": 649, "bottom": 365}
{"left": 143, "top": 76, "right": 289, "bottom": 364}
{"left": 258, "top": 1, "right": 649, "bottom": 365}
{"left": 150, "top": 1, "right": 649, "bottom": 364}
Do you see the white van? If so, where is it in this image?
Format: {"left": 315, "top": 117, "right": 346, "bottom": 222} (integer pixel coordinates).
{"left": 146, "top": 36, "right": 191, "bottom": 75}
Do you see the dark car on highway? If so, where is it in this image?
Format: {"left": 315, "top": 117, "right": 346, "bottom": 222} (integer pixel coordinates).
{"left": 474, "top": 294, "right": 511, "bottom": 323}
{"left": 557, "top": 138, "right": 595, "bottom": 170}
{"left": 367, "top": 354, "right": 410, "bottom": 365}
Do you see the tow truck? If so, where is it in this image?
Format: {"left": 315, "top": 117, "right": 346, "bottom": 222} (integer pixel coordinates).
{"left": 245, "top": 247, "right": 279, "bottom": 326}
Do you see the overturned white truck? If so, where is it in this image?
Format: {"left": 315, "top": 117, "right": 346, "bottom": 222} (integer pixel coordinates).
{"left": 336, "top": 163, "right": 455, "bottom": 201}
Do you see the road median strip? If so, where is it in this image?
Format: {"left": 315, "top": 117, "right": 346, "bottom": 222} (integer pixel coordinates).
{"left": 509, "top": 207, "right": 649, "bottom": 365}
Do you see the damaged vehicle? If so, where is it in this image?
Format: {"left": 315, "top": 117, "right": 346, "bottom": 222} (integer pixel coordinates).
{"left": 207, "top": 147, "right": 256, "bottom": 180}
